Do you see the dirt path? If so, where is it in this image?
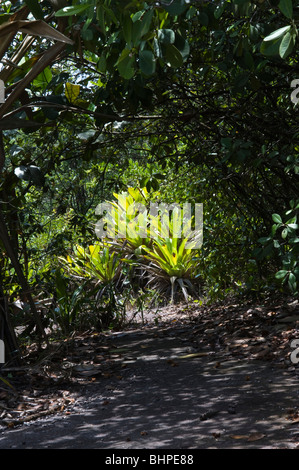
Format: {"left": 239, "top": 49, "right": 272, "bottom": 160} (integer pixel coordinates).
{"left": 0, "top": 305, "right": 299, "bottom": 449}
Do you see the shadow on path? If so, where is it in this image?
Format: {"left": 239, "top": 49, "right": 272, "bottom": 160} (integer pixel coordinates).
{"left": 0, "top": 325, "right": 298, "bottom": 449}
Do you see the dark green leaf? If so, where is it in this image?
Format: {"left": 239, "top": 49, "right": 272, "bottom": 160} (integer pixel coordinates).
{"left": 98, "top": 53, "right": 106, "bottom": 73}
{"left": 165, "top": 44, "right": 183, "bottom": 68}
{"left": 214, "top": 4, "right": 226, "bottom": 19}
{"left": 163, "top": 0, "right": 188, "bottom": 16}
{"left": 198, "top": 12, "right": 209, "bottom": 26}
{"left": 132, "top": 10, "right": 154, "bottom": 45}
{"left": 272, "top": 213, "right": 282, "bottom": 223}
{"left": 24, "top": 0, "right": 44, "bottom": 19}
{"left": 258, "top": 236, "right": 272, "bottom": 244}
{"left": 55, "top": 4, "right": 92, "bottom": 17}
{"left": 261, "top": 37, "right": 282, "bottom": 56}
{"left": 139, "top": 50, "right": 156, "bottom": 75}
{"left": 221, "top": 137, "right": 233, "bottom": 149}
{"left": 123, "top": 13, "right": 133, "bottom": 44}
{"left": 278, "top": 0, "right": 293, "bottom": 18}
{"left": 234, "top": 72, "right": 249, "bottom": 89}
{"left": 140, "top": 10, "right": 154, "bottom": 37}
{"left": 275, "top": 269, "right": 288, "bottom": 279}
{"left": 153, "top": 37, "right": 162, "bottom": 57}
{"left": 279, "top": 31, "right": 294, "bottom": 58}
{"left": 117, "top": 53, "right": 135, "bottom": 79}
{"left": 281, "top": 227, "right": 288, "bottom": 239}
{"left": 174, "top": 33, "right": 190, "bottom": 61}
{"left": 288, "top": 272, "right": 297, "bottom": 291}
{"left": 262, "top": 243, "right": 274, "bottom": 257}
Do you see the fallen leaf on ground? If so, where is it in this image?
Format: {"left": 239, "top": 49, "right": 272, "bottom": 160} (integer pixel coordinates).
{"left": 179, "top": 352, "right": 210, "bottom": 359}
{"left": 247, "top": 433, "right": 266, "bottom": 442}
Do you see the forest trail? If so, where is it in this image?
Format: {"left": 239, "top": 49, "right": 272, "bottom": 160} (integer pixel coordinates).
{"left": 0, "top": 300, "right": 299, "bottom": 449}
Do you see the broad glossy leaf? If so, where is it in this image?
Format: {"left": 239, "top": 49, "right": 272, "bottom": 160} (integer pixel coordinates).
{"left": 132, "top": 11, "right": 143, "bottom": 22}
{"left": 101, "top": 4, "right": 118, "bottom": 24}
{"left": 117, "top": 52, "right": 135, "bottom": 79}
{"left": 163, "top": 0, "right": 189, "bottom": 16}
{"left": 279, "top": 31, "right": 295, "bottom": 58}
{"left": 263, "top": 25, "right": 291, "bottom": 42}
{"left": 33, "top": 67, "right": 52, "bottom": 90}
{"left": 174, "top": 33, "right": 190, "bottom": 61}
{"left": 139, "top": 10, "right": 154, "bottom": 37}
{"left": 97, "top": 53, "right": 107, "bottom": 73}
{"left": 278, "top": 0, "right": 293, "bottom": 18}
{"left": 158, "top": 29, "right": 175, "bottom": 45}
{"left": 14, "top": 165, "right": 45, "bottom": 186}
{"left": 198, "top": 12, "right": 209, "bottom": 26}
{"left": 281, "top": 227, "right": 288, "bottom": 239}
{"left": 132, "top": 10, "right": 153, "bottom": 46}
{"left": 288, "top": 272, "right": 297, "bottom": 290}
{"left": 123, "top": 13, "right": 133, "bottom": 44}
{"left": 139, "top": 50, "right": 156, "bottom": 75}
{"left": 65, "top": 82, "right": 80, "bottom": 103}
{"left": 165, "top": 44, "right": 183, "bottom": 68}
{"left": 272, "top": 213, "right": 282, "bottom": 223}
{"left": 258, "top": 237, "right": 272, "bottom": 244}
{"left": 55, "top": 4, "right": 92, "bottom": 17}
{"left": 214, "top": 3, "right": 226, "bottom": 19}
{"left": 260, "top": 38, "right": 281, "bottom": 56}
{"left": 153, "top": 37, "right": 162, "bottom": 57}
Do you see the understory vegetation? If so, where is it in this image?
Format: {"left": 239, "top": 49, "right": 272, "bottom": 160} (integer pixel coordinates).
{"left": 0, "top": 0, "right": 298, "bottom": 366}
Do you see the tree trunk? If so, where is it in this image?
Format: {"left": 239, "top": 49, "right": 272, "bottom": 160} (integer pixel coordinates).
{"left": 0, "top": 280, "right": 21, "bottom": 367}
{"left": 0, "top": 208, "right": 47, "bottom": 345}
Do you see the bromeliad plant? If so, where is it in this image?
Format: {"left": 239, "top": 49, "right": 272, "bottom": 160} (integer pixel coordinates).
{"left": 142, "top": 236, "right": 201, "bottom": 303}
{"left": 141, "top": 203, "right": 202, "bottom": 302}
{"left": 60, "top": 243, "right": 123, "bottom": 284}
{"left": 60, "top": 187, "right": 203, "bottom": 316}
{"left": 96, "top": 187, "right": 154, "bottom": 256}
{"left": 59, "top": 243, "right": 125, "bottom": 328}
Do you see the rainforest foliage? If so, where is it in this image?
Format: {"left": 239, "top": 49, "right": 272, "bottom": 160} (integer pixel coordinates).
{"left": 0, "top": 0, "right": 298, "bottom": 347}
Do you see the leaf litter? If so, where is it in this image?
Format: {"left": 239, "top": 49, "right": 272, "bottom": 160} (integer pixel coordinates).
{"left": 0, "top": 294, "right": 298, "bottom": 431}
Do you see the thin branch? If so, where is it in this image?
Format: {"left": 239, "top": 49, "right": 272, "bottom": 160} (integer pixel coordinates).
{"left": 1, "top": 100, "right": 163, "bottom": 123}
